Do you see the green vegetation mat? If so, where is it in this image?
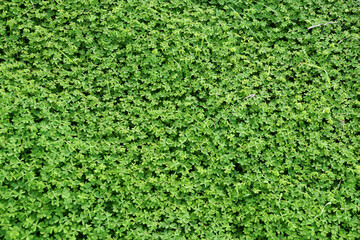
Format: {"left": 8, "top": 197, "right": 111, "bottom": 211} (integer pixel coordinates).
{"left": 1, "top": 0, "right": 360, "bottom": 239}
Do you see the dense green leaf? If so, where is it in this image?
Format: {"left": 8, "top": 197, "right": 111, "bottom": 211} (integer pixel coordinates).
{"left": 1, "top": 0, "right": 360, "bottom": 239}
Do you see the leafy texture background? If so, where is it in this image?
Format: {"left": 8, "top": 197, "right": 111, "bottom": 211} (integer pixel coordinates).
{"left": 1, "top": 0, "right": 360, "bottom": 239}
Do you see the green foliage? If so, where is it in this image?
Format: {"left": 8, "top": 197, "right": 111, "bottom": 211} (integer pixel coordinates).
{"left": 1, "top": 0, "right": 360, "bottom": 239}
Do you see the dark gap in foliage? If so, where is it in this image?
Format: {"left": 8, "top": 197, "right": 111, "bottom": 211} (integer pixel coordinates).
{"left": 19, "top": 148, "right": 32, "bottom": 160}
{"left": 0, "top": 46, "right": 5, "bottom": 63}
{"left": 231, "top": 222, "right": 245, "bottom": 236}
{"left": 264, "top": 94, "right": 276, "bottom": 105}
{"left": 70, "top": 121, "right": 78, "bottom": 128}
{"left": 108, "top": 229, "right": 116, "bottom": 238}
{"left": 104, "top": 200, "right": 114, "bottom": 213}
{"left": 76, "top": 232, "right": 86, "bottom": 239}
{"left": 339, "top": 222, "right": 352, "bottom": 232}
{"left": 168, "top": 170, "right": 182, "bottom": 179}
{"left": 355, "top": 183, "right": 360, "bottom": 192}
{"left": 53, "top": 83, "right": 64, "bottom": 93}
{"left": 45, "top": 183, "right": 57, "bottom": 194}
{"left": 5, "top": 25, "right": 11, "bottom": 37}
{"left": 186, "top": 165, "right": 196, "bottom": 175}
{"left": 233, "top": 162, "right": 244, "bottom": 174}
{"left": 33, "top": 113, "right": 45, "bottom": 123}
{"left": 20, "top": 31, "right": 29, "bottom": 45}
{"left": 80, "top": 173, "right": 90, "bottom": 184}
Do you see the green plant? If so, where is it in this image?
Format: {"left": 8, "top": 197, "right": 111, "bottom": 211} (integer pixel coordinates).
{"left": 1, "top": 0, "right": 360, "bottom": 239}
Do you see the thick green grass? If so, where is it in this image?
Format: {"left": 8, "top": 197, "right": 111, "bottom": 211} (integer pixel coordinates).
{"left": 1, "top": 0, "right": 360, "bottom": 239}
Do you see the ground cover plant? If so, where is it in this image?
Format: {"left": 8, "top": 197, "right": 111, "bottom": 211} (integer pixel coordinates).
{"left": 1, "top": 0, "right": 360, "bottom": 239}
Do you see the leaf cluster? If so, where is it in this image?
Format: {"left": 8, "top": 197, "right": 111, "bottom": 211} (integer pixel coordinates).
{"left": 1, "top": 0, "right": 360, "bottom": 239}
